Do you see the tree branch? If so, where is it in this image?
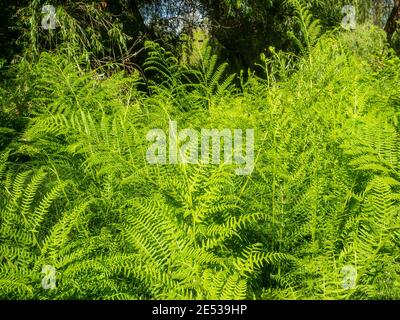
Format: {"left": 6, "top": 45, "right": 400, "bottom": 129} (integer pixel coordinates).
{"left": 384, "top": 0, "right": 400, "bottom": 40}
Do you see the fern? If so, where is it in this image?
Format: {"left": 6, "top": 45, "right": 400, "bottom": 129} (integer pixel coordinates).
{"left": 287, "top": 0, "right": 322, "bottom": 55}
{"left": 1, "top": 18, "right": 399, "bottom": 300}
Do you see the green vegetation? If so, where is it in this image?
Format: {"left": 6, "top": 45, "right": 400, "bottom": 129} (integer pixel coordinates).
{"left": 0, "top": 1, "right": 399, "bottom": 300}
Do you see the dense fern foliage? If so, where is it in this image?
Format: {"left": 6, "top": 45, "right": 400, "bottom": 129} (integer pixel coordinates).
{"left": 0, "top": 4, "right": 399, "bottom": 300}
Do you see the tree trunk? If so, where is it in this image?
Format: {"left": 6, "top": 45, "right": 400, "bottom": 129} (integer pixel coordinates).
{"left": 384, "top": 0, "right": 400, "bottom": 40}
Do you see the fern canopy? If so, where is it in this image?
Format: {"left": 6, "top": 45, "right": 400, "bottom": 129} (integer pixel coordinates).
{"left": 0, "top": 4, "right": 399, "bottom": 300}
